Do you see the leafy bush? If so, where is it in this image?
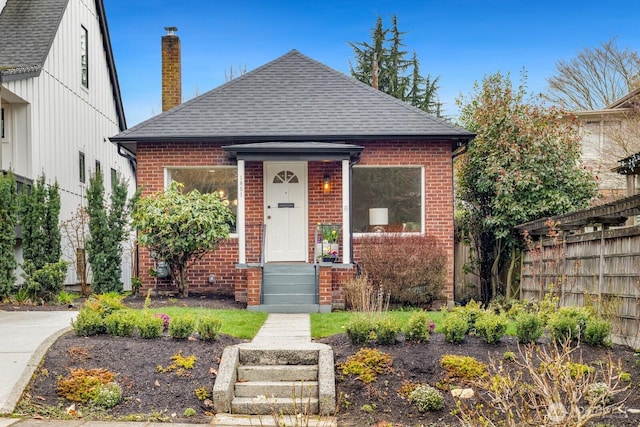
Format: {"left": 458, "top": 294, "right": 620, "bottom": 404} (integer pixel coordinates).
{"left": 441, "top": 313, "right": 468, "bottom": 344}
{"left": 357, "top": 234, "right": 447, "bottom": 307}
{"left": 72, "top": 308, "right": 105, "bottom": 336}
{"left": 584, "top": 318, "right": 612, "bottom": 347}
{"left": 93, "top": 382, "right": 122, "bottom": 408}
{"left": 83, "top": 293, "right": 126, "bottom": 317}
{"left": 138, "top": 314, "right": 163, "bottom": 339}
{"left": 169, "top": 315, "right": 197, "bottom": 339}
{"left": 375, "top": 316, "right": 400, "bottom": 345}
{"left": 403, "top": 311, "right": 434, "bottom": 342}
{"left": 408, "top": 384, "right": 444, "bottom": 412}
{"left": 475, "top": 312, "right": 508, "bottom": 344}
{"left": 515, "top": 312, "right": 544, "bottom": 343}
{"left": 20, "top": 260, "right": 68, "bottom": 303}
{"left": 197, "top": 314, "right": 223, "bottom": 341}
{"left": 452, "top": 299, "right": 484, "bottom": 333}
{"left": 345, "top": 314, "right": 376, "bottom": 345}
{"left": 104, "top": 310, "right": 137, "bottom": 337}
{"left": 548, "top": 307, "right": 591, "bottom": 343}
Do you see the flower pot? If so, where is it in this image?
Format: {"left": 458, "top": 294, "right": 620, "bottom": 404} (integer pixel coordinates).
{"left": 322, "top": 257, "right": 337, "bottom": 263}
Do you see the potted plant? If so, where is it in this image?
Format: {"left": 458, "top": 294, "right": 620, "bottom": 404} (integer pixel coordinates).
{"left": 320, "top": 224, "right": 339, "bottom": 262}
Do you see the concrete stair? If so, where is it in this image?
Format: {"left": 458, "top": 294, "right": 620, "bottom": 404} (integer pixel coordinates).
{"left": 260, "top": 264, "right": 318, "bottom": 312}
{"left": 212, "top": 345, "right": 336, "bottom": 426}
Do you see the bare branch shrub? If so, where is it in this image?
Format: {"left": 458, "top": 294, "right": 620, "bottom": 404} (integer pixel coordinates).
{"left": 341, "top": 274, "right": 389, "bottom": 313}
{"left": 356, "top": 234, "right": 446, "bottom": 307}
{"left": 455, "top": 340, "right": 630, "bottom": 427}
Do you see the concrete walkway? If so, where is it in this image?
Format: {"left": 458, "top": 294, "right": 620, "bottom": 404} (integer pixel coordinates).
{"left": 0, "top": 312, "right": 315, "bottom": 426}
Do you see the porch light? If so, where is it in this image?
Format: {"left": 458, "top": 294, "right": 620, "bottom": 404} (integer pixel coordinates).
{"left": 322, "top": 175, "right": 331, "bottom": 194}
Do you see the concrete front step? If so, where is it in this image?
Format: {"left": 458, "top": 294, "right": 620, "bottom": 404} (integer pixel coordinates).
{"left": 238, "top": 364, "right": 318, "bottom": 382}
{"left": 231, "top": 396, "right": 319, "bottom": 415}
{"left": 235, "top": 380, "right": 318, "bottom": 398}
{"left": 212, "top": 413, "right": 337, "bottom": 426}
{"left": 239, "top": 348, "right": 319, "bottom": 365}
{"left": 262, "top": 293, "right": 317, "bottom": 305}
{"left": 250, "top": 303, "right": 321, "bottom": 313}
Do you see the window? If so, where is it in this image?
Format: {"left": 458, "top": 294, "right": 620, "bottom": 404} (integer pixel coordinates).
{"left": 80, "top": 26, "right": 88, "bottom": 88}
{"left": 95, "top": 160, "right": 101, "bottom": 175}
{"left": 110, "top": 168, "right": 117, "bottom": 189}
{"left": 1, "top": 108, "right": 4, "bottom": 139}
{"left": 352, "top": 166, "right": 422, "bottom": 233}
{"left": 168, "top": 167, "right": 238, "bottom": 231}
{"left": 79, "top": 152, "right": 86, "bottom": 183}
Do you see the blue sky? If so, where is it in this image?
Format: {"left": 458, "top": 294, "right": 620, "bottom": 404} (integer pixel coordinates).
{"left": 105, "top": 1, "right": 640, "bottom": 127}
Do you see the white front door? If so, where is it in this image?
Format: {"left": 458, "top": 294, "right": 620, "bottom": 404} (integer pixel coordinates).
{"left": 264, "top": 162, "right": 307, "bottom": 262}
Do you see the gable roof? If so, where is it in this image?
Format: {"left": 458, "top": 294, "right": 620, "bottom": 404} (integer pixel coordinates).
{"left": 0, "top": 0, "right": 126, "bottom": 130}
{"left": 607, "top": 87, "right": 640, "bottom": 110}
{"left": 111, "top": 50, "right": 473, "bottom": 153}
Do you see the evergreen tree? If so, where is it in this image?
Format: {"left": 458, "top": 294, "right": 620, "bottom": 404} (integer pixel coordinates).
{"left": 349, "top": 14, "right": 441, "bottom": 115}
{"left": 86, "top": 170, "right": 131, "bottom": 294}
{"left": 20, "top": 175, "right": 61, "bottom": 269}
{"left": 0, "top": 172, "right": 18, "bottom": 298}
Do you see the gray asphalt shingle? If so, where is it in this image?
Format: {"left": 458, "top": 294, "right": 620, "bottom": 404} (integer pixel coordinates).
{"left": 112, "top": 50, "right": 473, "bottom": 143}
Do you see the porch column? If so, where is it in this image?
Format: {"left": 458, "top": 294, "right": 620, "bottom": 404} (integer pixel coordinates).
{"left": 237, "top": 159, "right": 246, "bottom": 264}
{"left": 342, "top": 159, "right": 351, "bottom": 264}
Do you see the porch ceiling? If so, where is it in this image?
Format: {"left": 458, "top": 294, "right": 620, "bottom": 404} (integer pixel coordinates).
{"left": 515, "top": 193, "right": 640, "bottom": 236}
{"left": 223, "top": 141, "right": 364, "bottom": 161}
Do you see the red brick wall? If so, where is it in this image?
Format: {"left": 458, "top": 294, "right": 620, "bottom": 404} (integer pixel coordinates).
{"left": 135, "top": 139, "right": 454, "bottom": 301}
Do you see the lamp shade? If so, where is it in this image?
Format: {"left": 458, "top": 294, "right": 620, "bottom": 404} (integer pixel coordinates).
{"left": 369, "top": 208, "right": 389, "bottom": 226}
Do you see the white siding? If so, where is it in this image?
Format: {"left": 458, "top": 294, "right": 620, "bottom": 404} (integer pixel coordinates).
{"left": 1, "top": 0, "right": 135, "bottom": 289}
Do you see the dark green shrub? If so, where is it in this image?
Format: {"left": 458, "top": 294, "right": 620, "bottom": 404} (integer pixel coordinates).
{"left": 584, "top": 318, "right": 612, "bottom": 347}
{"left": 72, "top": 308, "right": 105, "bottom": 336}
{"left": 453, "top": 299, "right": 483, "bottom": 333}
{"left": 548, "top": 311, "right": 579, "bottom": 343}
{"left": 138, "top": 314, "right": 163, "bottom": 339}
{"left": 198, "top": 315, "right": 223, "bottom": 341}
{"left": 21, "top": 260, "right": 68, "bottom": 303}
{"left": 515, "top": 312, "right": 544, "bottom": 344}
{"left": 409, "top": 384, "right": 444, "bottom": 412}
{"left": 356, "top": 234, "right": 447, "bottom": 306}
{"left": 104, "top": 310, "right": 137, "bottom": 337}
{"left": 475, "top": 312, "right": 508, "bottom": 344}
{"left": 403, "top": 311, "right": 434, "bottom": 343}
{"left": 169, "top": 315, "right": 197, "bottom": 339}
{"left": 375, "top": 316, "right": 400, "bottom": 345}
{"left": 345, "top": 314, "right": 375, "bottom": 345}
{"left": 442, "top": 313, "right": 468, "bottom": 344}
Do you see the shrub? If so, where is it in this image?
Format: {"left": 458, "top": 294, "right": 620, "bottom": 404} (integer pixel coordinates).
{"left": 339, "top": 348, "right": 393, "bottom": 384}
{"left": 83, "top": 293, "right": 126, "bottom": 317}
{"left": 403, "top": 311, "right": 434, "bottom": 343}
{"left": 20, "top": 260, "right": 69, "bottom": 303}
{"left": 441, "top": 313, "right": 468, "bottom": 344}
{"left": 198, "top": 314, "right": 223, "bottom": 341}
{"left": 57, "top": 368, "right": 116, "bottom": 403}
{"left": 586, "top": 382, "right": 613, "bottom": 406}
{"left": 72, "top": 308, "right": 105, "bottom": 336}
{"left": 584, "top": 318, "right": 612, "bottom": 347}
{"left": 515, "top": 312, "right": 544, "bottom": 343}
{"left": 440, "top": 354, "right": 487, "bottom": 382}
{"left": 452, "top": 299, "right": 484, "bottom": 333}
{"left": 138, "top": 314, "right": 163, "bottom": 339}
{"left": 357, "top": 234, "right": 447, "bottom": 306}
{"left": 475, "top": 312, "right": 508, "bottom": 344}
{"left": 342, "top": 274, "right": 388, "bottom": 312}
{"left": 375, "top": 316, "right": 400, "bottom": 345}
{"left": 184, "top": 408, "right": 197, "bottom": 417}
{"left": 169, "top": 314, "right": 196, "bottom": 339}
{"left": 408, "top": 384, "right": 444, "bottom": 412}
{"left": 345, "top": 314, "right": 376, "bottom": 345}
{"left": 93, "top": 382, "right": 122, "bottom": 409}
{"left": 548, "top": 307, "right": 591, "bottom": 343}
{"left": 104, "top": 310, "right": 137, "bottom": 337}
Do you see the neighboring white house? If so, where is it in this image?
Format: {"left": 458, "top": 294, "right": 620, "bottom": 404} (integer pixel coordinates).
{"left": 0, "top": 0, "right": 136, "bottom": 288}
{"left": 574, "top": 88, "right": 640, "bottom": 201}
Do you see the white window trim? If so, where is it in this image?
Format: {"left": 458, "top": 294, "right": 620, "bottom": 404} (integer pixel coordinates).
{"left": 351, "top": 165, "right": 425, "bottom": 238}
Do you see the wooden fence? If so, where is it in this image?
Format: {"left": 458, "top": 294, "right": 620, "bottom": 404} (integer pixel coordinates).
{"left": 454, "top": 239, "right": 481, "bottom": 303}
{"left": 520, "top": 225, "right": 640, "bottom": 347}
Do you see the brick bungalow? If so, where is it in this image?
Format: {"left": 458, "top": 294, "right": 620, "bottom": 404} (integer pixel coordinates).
{"left": 110, "top": 37, "right": 474, "bottom": 312}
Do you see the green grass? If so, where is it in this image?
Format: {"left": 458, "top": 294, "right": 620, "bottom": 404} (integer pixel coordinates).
{"left": 310, "top": 310, "right": 514, "bottom": 338}
{"left": 141, "top": 307, "right": 268, "bottom": 339}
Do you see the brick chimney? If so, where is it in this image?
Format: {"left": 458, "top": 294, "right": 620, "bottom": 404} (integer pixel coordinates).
{"left": 161, "top": 27, "right": 181, "bottom": 112}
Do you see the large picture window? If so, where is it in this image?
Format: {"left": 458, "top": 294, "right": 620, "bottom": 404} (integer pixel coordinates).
{"left": 352, "top": 166, "right": 422, "bottom": 233}
{"left": 168, "top": 167, "right": 238, "bottom": 232}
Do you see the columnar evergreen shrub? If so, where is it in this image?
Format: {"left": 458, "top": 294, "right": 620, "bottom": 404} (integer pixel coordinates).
{"left": 0, "top": 172, "right": 18, "bottom": 299}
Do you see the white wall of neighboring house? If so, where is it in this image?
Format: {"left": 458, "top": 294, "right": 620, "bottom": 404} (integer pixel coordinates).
{"left": 0, "top": 0, "right": 135, "bottom": 290}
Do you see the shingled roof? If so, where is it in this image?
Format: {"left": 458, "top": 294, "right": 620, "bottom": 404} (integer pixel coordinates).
{"left": 111, "top": 50, "right": 474, "bottom": 153}
{"left": 0, "top": 0, "right": 126, "bottom": 130}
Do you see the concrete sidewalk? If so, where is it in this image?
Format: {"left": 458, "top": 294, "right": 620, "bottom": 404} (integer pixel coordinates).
{"left": 0, "top": 311, "right": 77, "bottom": 414}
